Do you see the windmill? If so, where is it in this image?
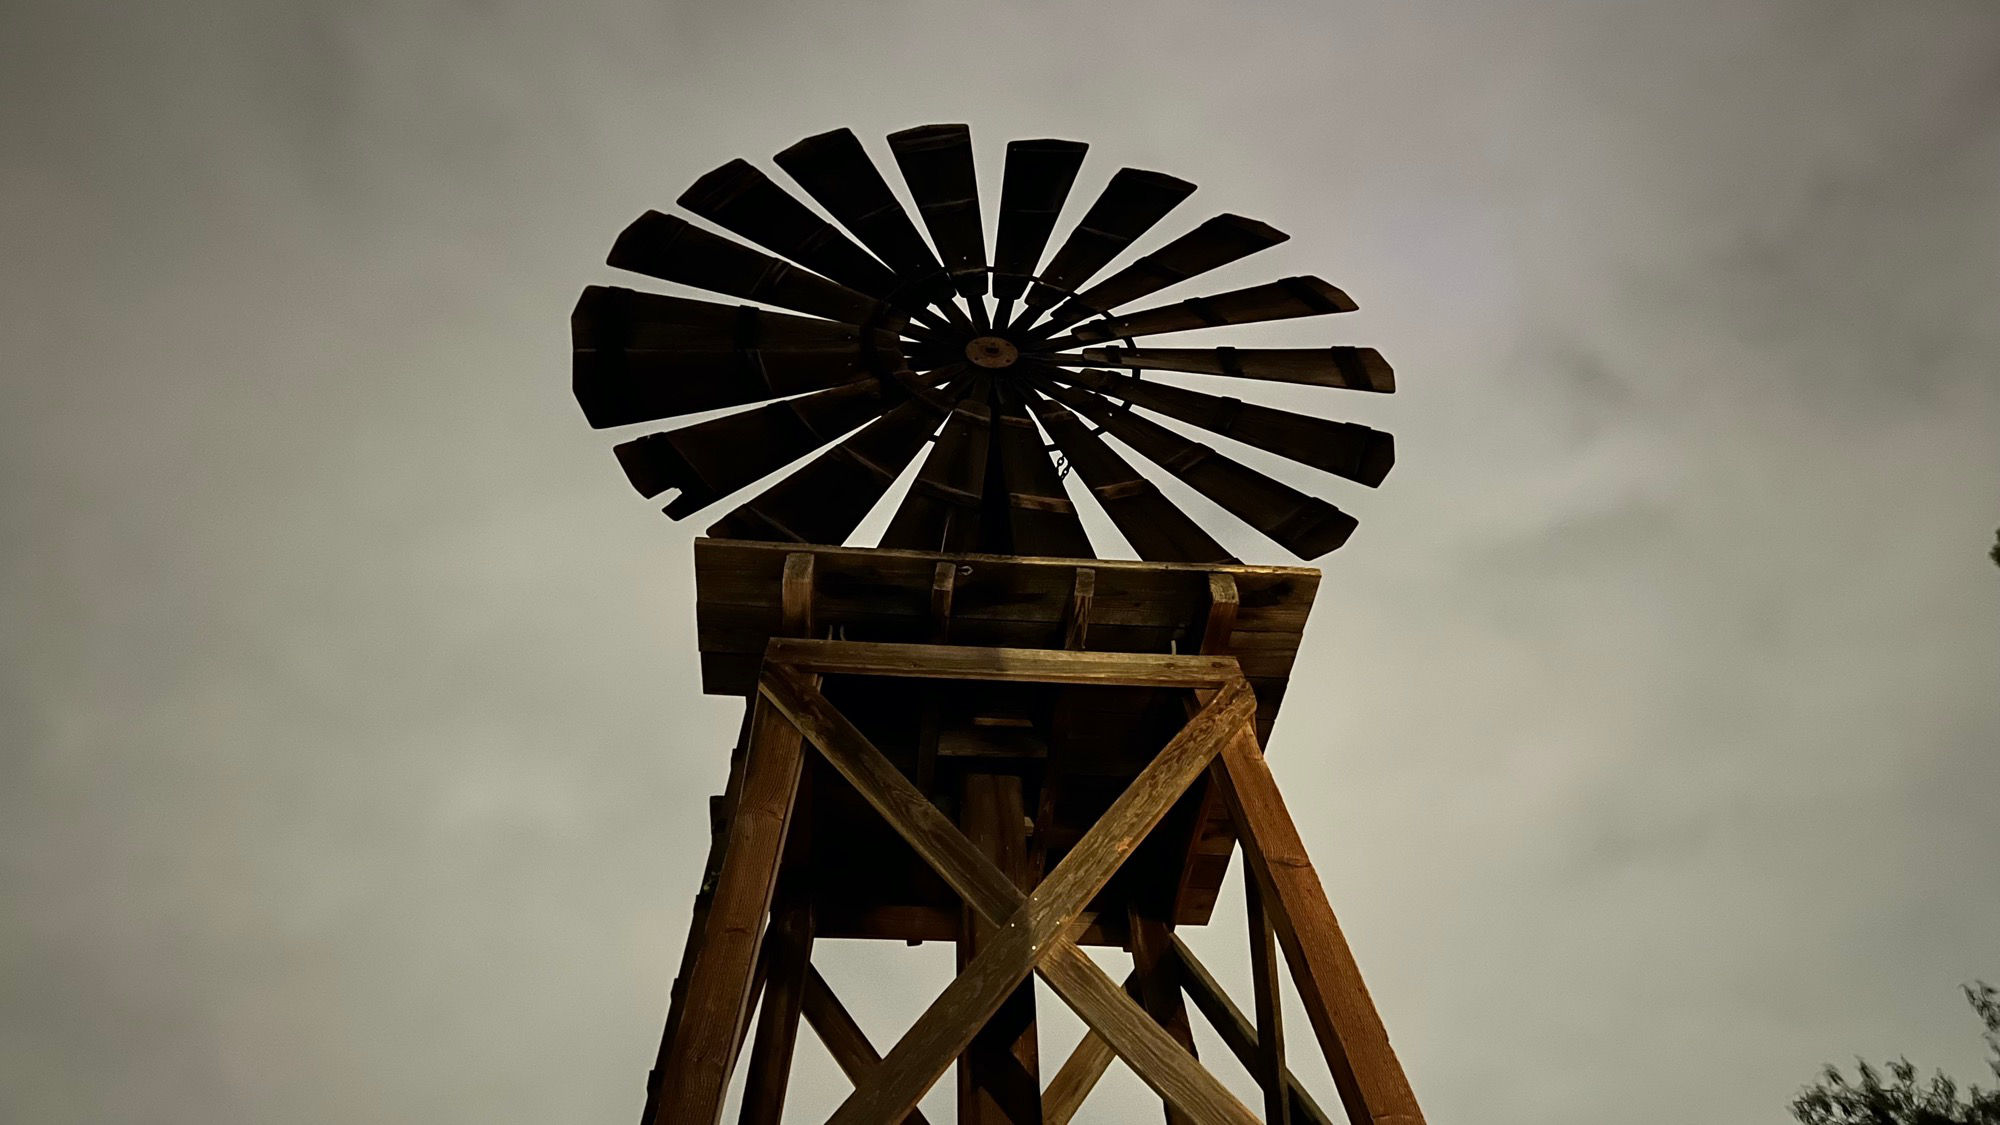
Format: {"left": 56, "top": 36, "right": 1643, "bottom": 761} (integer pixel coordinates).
{"left": 573, "top": 124, "right": 1424, "bottom": 1125}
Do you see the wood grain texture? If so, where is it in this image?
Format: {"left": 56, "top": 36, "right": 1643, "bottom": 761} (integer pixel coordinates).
{"left": 801, "top": 966, "right": 933, "bottom": 1125}
{"left": 735, "top": 895, "right": 813, "bottom": 1125}
{"left": 1216, "top": 728, "right": 1426, "bottom": 1125}
{"left": 652, "top": 695, "right": 808, "bottom": 1125}
{"left": 759, "top": 667, "right": 1260, "bottom": 1124}
{"left": 763, "top": 638, "right": 1243, "bottom": 687}
{"left": 1040, "top": 1029, "right": 1116, "bottom": 1125}
{"left": 1169, "top": 935, "right": 1335, "bottom": 1125}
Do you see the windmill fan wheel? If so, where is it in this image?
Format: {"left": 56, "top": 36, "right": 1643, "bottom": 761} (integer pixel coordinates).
{"left": 572, "top": 124, "right": 1396, "bottom": 563}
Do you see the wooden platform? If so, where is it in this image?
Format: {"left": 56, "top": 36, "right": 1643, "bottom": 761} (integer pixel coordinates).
{"left": 692, "top": 538, "right": 1322, "bottom": 936}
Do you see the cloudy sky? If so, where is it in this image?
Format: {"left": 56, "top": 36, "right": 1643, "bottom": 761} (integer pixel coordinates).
{"left": 4, "top": 1, "right": 1997, "bottom": 1122}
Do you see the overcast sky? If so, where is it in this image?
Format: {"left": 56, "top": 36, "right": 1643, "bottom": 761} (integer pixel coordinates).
{"left": 4, "top": 1, "right": 1998, "bottom": 1122}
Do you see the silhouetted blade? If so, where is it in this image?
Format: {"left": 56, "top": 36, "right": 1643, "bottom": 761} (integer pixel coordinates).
{"left": 1022, "top": 385, "right": 1235, "bottom": 564}
{"left": 1066, "top": 345, "right": 1394, "bottom": 392}
{"left": 1030, "top": 372, "right": 1357, "bottom": 558}
{"left": 613, "top": 379, "right": 900, "bottom": 517}
{"left": 1037, "top": 214, "right": 1287, "bottom": 333}
{"left": 774, "top": 128, "right": 950, "bottom": 302}
{"left": 888, "top": 124, "right": 988, "bottom": 299}
{"left": 1020, "top": 168, "right": 1195, "bottom": 318}
{"left": 607, "top": 212, "right": 890, "bottom": 327}
{"left": 1050, "top": 367, "right": 1394, "bottom": 486}
{"left": 991, "top": 139, "right": 1089, "bottom": 303}
{"left": 879, "top": 374, "right": 995, "bottom": 553}
{"left": 572, "top": 286, "right": 900, "bottom": 428}
{"left": 1068, "top": 276, "right": 1356, "bottom": 344}
{"left": 989, "top": 380, "right": 1093, "bottom": 558}
{"left": 707, "top": 372, "right": 967, "bottom": 544}
{"left": 677, "top": 159, "right": 902, "bottom": 298}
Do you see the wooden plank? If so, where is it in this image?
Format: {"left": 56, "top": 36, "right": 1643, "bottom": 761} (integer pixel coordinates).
{"left": 1063, "top": 568, "right": 1095, "bottom": 650}
{"left": 759, "top": 668, "right": 1260, "bottom": 1124}
{"left": 764, "top": 638, "right": 1242, "bottom": 687}
{"left": 1243, "top": 850, "right": 1293, "bottom": 1125}
{"left": 1169, "top": 936, "right": 1336, "bottom": 1125}
{"left": 1129, "top": 910, "right": 1199, "bottom": 1125}
{"left": 735, "top": 895, "right": 814, "bottom": 1125}
{"left": 1037, "top": 214, "right": 1289, "bottom": 334}
{"left": 959, "top": 773, "right": 1041, "bottom": 1124}
{"left": 801, "top": 966, "right": 933, "bottom": 1125}
{"left": 1066, "top": 276, "right": 1356, "bottom": 344}
{"left": 653, "top": 694, "right": 808, "bottom": 1125}
{"left": 1215, "top": 727, "right": 1426, "bottom": 1125}
{"left": 1202, "top": 574, "right": 1239, "bottom": 656}
{"left": 693, "top": 541, "right": 1320, "bottom": 647}
{"left": 1041, "top": 1030, "right": 1115, "bottom": 1125}
{"left": 931, "top": 561, "right": 957, "bottom": 642}
{"left": 781, "top": 552, "right": 815, "bottom": 639}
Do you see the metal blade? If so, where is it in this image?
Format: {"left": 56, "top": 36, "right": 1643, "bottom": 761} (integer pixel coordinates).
{"left": 989, "top": 380, "right": 1094, "bottom": 558}
{"left": 678, "top": 159, "right": 901, "bottom": 298}
{"left": 888, "top": 124, "right": 988, "bottom": 300}
{"left": 607, "top": 211, "right": 892, "bottom": 327}
{"left": 879, "top": 374, "right": 995, "bottom": 553}
{"left": 1029, "top": 371, "right": 1357, "bottom": 559}
{"left": 991, "top": 139, "right": 1089, "bottom": 304}
{"left": 1068, "top": 276, "right": 1355, "bottom": 344}
{"left": 1065, "top": 345, "right": 1394, "bottom": 392}
{"left": 774, "top": 128, "right": 951, "bottom": 304}
{"left": 613, "top": 379, "right": 901, "bottom": 517}
{"left": 572, "top": 285, "right": 900, "bottom": 428}
{"left": 1049, "top": 367, "right": 1393, "bottom": 486}
{"left": 1019, "top": 168, "right": 1195, "bottom": 319}
{"left": 707, "top": 372, "right": 968, "bottom": 544}
{"left": 1022, "top": 387, "right": 1235, "bottom": 564}
{"left": 1036, "top": 214, "right": 1287, "bottom": 333}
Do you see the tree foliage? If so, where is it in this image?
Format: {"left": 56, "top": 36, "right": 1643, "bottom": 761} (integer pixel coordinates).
{"left": 1792, "top": 983, "right": 2000, "bottom": 1125}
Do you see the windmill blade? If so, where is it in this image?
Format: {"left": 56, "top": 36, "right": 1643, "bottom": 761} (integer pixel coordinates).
{"left": 613, "top": 378, "right": 904, "bottom": 517}
{"left": 708, "top": 372, "right": 967, "bottom": 544}
{"left": 608, "top": 212, "right": 890, "bottom": 327}
{"left": 1067, "top": 276, "right": 1355, "bottom": 344}
{"left": 677, "top": 159, "right": 902, "bottom": 299}
{"left": 1049, "top": 367, "right": 1393, "bottom": 486}
{"left": 1019, "top": 168, "right": 1195, "bottom": 319}
{"left": 989, "top": 380, "right": 1093, "bottom": 558}
{"left": 991, "top": 139, "right": 1089, "bottom": 305}
{"left": 1022, "top": 390, "right": 1234, "bottom": 564}
{"left": 1036, "top": 214, "right": 1287, "bottom": 334}
{"left": 1029, "top": 370, "right": 1357, "bottom": 558}
{"left": 572, "top": 286, "right": 899, "bottom": 428}
{"left": 774, "top": 128, "right": 950, "bottom": 303}
{"left": 879, "top": 375, "right": 995, "bottom": 553}
{"left": 1066, "top": 345, "right": 1394, "bottom": 392}
{"left": 888, "top": 124, "right": 988, "bottom": 300}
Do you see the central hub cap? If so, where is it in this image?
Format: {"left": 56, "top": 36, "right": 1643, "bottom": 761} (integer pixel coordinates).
{"left": 964, "top": 335, "right": 1020, "bottom": 370}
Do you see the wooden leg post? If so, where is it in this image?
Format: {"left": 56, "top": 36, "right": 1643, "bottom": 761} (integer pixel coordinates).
{"left": 959, "top": 772, "right": 1042, "bottom": 1123}
{"left": 1129, "top": 908, "right": 1200, "bottom": 1125}
{"left": 1215, "top": 725, "right": 1426, "bottom": 1125}
{"left": 653, "top": 692, "right": 810, "bottom": 1125}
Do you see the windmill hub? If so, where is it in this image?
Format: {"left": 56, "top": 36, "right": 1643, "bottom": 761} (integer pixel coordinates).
{"left": 964, "top": 335, "right": 1020, "bottom": 369}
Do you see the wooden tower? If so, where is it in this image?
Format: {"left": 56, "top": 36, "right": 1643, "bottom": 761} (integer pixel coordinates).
{"left": 573, "top": 125, "right": 1424, "bottom": 1124}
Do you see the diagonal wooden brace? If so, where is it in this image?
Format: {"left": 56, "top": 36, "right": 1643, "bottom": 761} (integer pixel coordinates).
{"left": 1214, "top": 726, "right": 1427, "bottom": 1125}
{"left": 757, "top": 663, "right": 1262, "bottom": 1125}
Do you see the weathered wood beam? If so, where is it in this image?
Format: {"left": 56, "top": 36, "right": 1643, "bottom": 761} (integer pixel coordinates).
{"left": 1201, "top": 573, "right": 1239, "bottom": 656}
{"left": 1062, "top": 568, "right": 1095, "bottom": 650}
{"left": 756, "top": 666, "right": 1261, "bottom": 1124}
{"left": 1168, "top": 935, "right": 1335, "bottom": 1125}
{"left": 1129, "top": 909, "right": 1200, "bottom": 1125}
{"left": 959, "top": 773, "right": 1041, "bottom": 1124}
{"left": 653, "top": 693, "right": 809, "bottom": 1125}
{"left": 1243, "top": 849, "right": 1293, "bottom": 1125}
{"left": 735, "top": 896, "right": 813, "bottom": 1125}
{"left": 1040, "top": 1030, "right": 1115, "bottom": 1125}
{"left": 1215, "top": 726, "right": 1426, "bottom": 1125}
{"left": 764, "top": 638, "right": 1242, "bottom": 687}
{"left": 800, "top": 966, "right": 932, "bottom": 1125}
{"left": 781, "top": 551, "right": 815, "bottom": 638}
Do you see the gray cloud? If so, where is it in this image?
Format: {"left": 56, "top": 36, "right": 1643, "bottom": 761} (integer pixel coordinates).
{"left": 4, "top": 1, "right": 1997, "bottom": 1121}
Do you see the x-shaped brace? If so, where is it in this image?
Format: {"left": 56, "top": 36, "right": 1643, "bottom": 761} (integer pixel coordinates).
{"left": 758, "top": 662, "right": 1264, "bottom": 1124}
